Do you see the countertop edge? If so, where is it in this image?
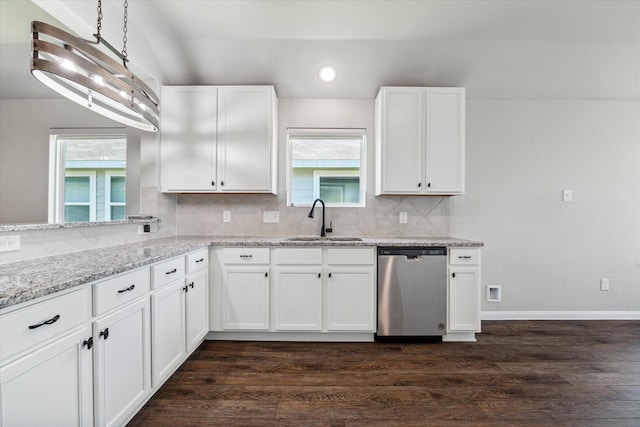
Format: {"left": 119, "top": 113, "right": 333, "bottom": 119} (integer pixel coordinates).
{"left": 1, "top": 235, "right": 483, "bottom": 310}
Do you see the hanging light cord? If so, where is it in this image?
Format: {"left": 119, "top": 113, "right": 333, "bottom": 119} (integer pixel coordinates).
{"left": 96, "top": 0, "right": 102, "bottom": 38}
{"left": 91, "top": 0, "right": 129, "bottom": 67}
{"left": 122, "top": 0, "right": 128, "bottom": 62}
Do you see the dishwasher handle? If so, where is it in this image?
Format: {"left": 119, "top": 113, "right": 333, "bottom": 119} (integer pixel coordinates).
{"left": 378, "top": 247, "right": 447, "bottom": 257}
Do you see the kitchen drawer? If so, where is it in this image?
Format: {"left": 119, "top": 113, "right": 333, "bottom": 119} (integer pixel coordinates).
{"left": 449, "top": 248, "right": 480, "bottom": 266}
{"left": 326, "top": 248, "right": 375, "bottom": 265}
{"left": 151, "top": 256, "right": 186, "bottom": 290}
{"left": 187, "top": 249, "right": 209, "bottom": 274}
{"left": 94, "top": 268, "right": 150, "bottom": 316}
{"left": 222, "top": 247, "right": 270, "bottom": 265}
{"left": 274, "top": 248, "right": 322, "bottom": 265}
{"left": 0, "top": 287, "right": 91, "bottom": 362}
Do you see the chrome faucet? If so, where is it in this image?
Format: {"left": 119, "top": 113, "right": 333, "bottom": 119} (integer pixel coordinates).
{"left": 308, "top": 198, "right": 332, "bottom": 237}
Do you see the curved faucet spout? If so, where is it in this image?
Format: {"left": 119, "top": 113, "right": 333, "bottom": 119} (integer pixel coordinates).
{"left": 308, "top": 198, "right": 327, "bottom": 237}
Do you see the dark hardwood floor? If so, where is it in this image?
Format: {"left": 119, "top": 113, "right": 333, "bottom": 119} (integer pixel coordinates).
{"left": 128, "top": 321, "right": 640, "bottom": 426}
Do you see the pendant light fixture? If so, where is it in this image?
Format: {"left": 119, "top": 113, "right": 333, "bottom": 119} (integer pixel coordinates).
{"left": 31, "top": 0, "right": 159, "bottom": 132}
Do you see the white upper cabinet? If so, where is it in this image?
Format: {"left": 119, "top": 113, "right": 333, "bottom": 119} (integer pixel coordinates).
{"left": 161, "top": 86, "right": 218, "bottom": 192}
{"left": 160, "top": 85, "right": 278, "bottom": 194}
{"left": 375, "top": 87, "right": 465, "bottom": 195}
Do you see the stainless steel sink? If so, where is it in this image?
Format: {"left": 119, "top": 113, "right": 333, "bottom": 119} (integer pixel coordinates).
{"left": 285, "top": 236, "right": 363, "bottom": 242}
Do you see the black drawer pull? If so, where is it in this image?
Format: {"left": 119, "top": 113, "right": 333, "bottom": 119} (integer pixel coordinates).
{"left": 458, "top": 255, "right": 472, "bottom": 260}
{"left": 189, "top": 282, "right": 195, "bottom": 289}
{"left": 183, "top": 285, "right": 189, "bottom": 292}
{"left": 28, "top": 314, "right": 60, "bottom": 329}
{"left": 195, "top": 258, "right": 204, "bottom": 263}
{"left": 166, "top": 268, "right": 177, "bottom": 275}
{"left": 318, "top": 273, "right": 321, "bottom": 278}
{"left": 240, "top": 254, "right": 253, "bottom": 259}
{"left": 452, "top": 272, "right": 456, "bottom": 278}
{"left": 117, "top": 284, "right": 135, "bottom": 293}
{"left": 100, "top": 328, "right": 109, "bottom": 340}
{"left": 83, "top": 337, "right": 94, "bottom": 350}
{"left": 328, "top": 272, "right": 332, "bottom": 278}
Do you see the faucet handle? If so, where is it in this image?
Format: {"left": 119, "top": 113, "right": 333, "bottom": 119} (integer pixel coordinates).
{"left": 326, "top": 220, "right": 333, "bottom": 234}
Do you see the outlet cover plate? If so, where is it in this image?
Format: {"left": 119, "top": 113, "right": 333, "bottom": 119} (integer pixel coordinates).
{"left": 263, "top": 211, "right": 280, "bottom": 223}
{"left": 0, "top": 235, "right": 21, "bottom": 252}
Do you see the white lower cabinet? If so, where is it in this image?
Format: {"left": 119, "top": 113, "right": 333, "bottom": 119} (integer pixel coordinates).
{"left": 151, "top": 279, "right": 186, "bottom": 386}
{"left": 213, "top": 246, "right": 376, "bottom": 337}
{"left": 151, "top": 251, "right": 210, "bottom": 386}
{"left": 185, "top": 268, "right": 209, "bottom": 352}
{"left": 447, "top": 248, "right": 481, "bottom": 339}
{"left": 0, "top": 323, "right": 94, "bottom": 427}
{"left": 326, "top": 268, "right": 376, "bottom": 331}
{"left": 274, "top": 268, "right": 323, "bottom": 331}
{"left": 0, "top": 287, "right": 93, "bottom": 427}
{"left": 93, "top": 297, "right": 151, "bottom": 427}
{"left": 222, "top": 267, "right": 270, "bottom": 330}
{"left": 0, "top": 248, "right": 210, "bottom": 427}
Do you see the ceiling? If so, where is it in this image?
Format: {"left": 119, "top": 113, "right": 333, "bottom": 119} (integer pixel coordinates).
{"left": 1, "top": 0, "right": 639, "bottom": 100}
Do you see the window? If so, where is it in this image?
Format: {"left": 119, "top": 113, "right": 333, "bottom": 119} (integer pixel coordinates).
{"left": 287, "top": 129, "right": 366, "bottom": 207}
{"left": 49, "top": 129, "right": 127, "bottom": 223}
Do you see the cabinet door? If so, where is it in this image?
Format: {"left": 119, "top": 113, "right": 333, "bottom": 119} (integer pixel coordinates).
{"left": 448, "top": 267, "right": 480, "bottom": 332}
{"left": 0, "top": 325, "right": 93, "bottom": 427}
{"left": 94, "top": 298, "right": 151, "bottom": 427}
{"left": 376, "top": 87, "right": 424, "bottom": 194}
{"left": 273, "top": 268, "right": 323, "bottom": 331}
{"left": 326, "top": 267, "right": 376, "bottom": 331}
{"left": 425, "top": 88, "right": 465, "bottom": 193}
{"left": 160, "top": 86, "right": 217, "bottom": 192}
{"left": 186, "top": 269, "right": 209, "bottom": 352}
{"left": 151, "top": 279, "right": 186, "bottom": 387}
{"left": 217, "top": 86, "right": 275, "bottom": 192}
{"left": 222, "top": 267, "right": 270, "bottom": 330}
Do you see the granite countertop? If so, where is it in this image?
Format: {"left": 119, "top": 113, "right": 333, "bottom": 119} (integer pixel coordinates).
{"left": 0, "top": 235, "right": 483, "bottom": 310}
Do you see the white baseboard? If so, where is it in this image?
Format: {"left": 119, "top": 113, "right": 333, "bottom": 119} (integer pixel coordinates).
{"left": 481, "top": 311, "right": 640, "bottom": 320}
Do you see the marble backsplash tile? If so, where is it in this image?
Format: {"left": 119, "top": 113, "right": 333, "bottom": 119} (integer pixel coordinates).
{"left": 176, "top": 194, "right": 451, "bottom": 238}
{"left": 0, "top": 191, "right": 450, "bottom": 264}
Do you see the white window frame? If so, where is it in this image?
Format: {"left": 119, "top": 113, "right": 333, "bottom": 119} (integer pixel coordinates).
{"left": 312, "top": 169, "right": 360, "bottom": 206}
{"left": 286, "top": 128, "right": 366, "bottom": 208}
{"left": 48, "top": 128, "right": 126, "bottom": 224}
{"left": 63, "top": 170, "right": 97, "bottom": 222}
{"left": 105, "top": 170, "right": 126, "bottom": 220}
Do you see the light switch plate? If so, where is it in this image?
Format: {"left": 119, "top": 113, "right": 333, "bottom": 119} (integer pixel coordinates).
{"left": 399, "top": 212, "right": 408, "bottom": 224}
{"left": 563, "top": 189, "right": 572, "bottom": 202}
{"left": 223, "top": 211, "right": 231, "bottom": 223}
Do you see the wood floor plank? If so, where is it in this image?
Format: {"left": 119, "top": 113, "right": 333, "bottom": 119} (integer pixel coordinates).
{"left": 128, "top": 320, "right": 640, "bottom": 426}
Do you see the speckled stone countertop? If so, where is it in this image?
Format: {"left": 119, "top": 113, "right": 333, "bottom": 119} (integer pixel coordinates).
{"left": 0, "top": 235, "right": 482, "bottom": 310}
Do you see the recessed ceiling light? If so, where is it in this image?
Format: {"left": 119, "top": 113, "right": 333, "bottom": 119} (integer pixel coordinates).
{"left": 318, "top": 65, "right": 337, "bottom": 82}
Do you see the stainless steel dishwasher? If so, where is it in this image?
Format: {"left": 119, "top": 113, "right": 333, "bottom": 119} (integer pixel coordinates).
{"left": 377, "top": 247, "right": 447, "bottom": 338}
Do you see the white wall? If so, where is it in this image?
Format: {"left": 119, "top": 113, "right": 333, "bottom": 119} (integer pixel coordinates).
{"left": 452, "top": 100, "right": 640, "bottom": 314}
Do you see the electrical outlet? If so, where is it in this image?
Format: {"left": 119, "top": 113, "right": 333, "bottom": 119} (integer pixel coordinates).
{"left": 399, "top": 212, "right": 408, "bottom": 224}
{"left": 563, "top": 189, "right": 572, "bottom": 202}
{"left": 0, "top": 235, "right": 21, "bottom": 252}
{"left": 600, "top": 278, "right": 609, "bottom": 291}
{"left": 223, "top": 211, "right": 231, "bottom": 223}
{"left": 263, "top": 211, "right": 280, "bottom": 223}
